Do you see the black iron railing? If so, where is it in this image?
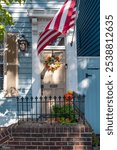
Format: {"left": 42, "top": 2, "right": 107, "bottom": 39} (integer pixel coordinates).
{"left": 17, "top": 94, "right": 85, "bottom": 124}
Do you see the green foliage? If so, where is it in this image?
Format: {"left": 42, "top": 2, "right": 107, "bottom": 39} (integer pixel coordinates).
{"left": 92, "top": 133, "right": 100, "bottom": 147}
{"left": 0, "top": 24, "right": 5, "bottom": 41}
{"left": 52, "top": 104, "right": 77, "bottom": 124}
{"left": 0, "top": 0, "right": 26, "bottom": 40}
{"left": 0, "top": 0, "right": 26, "bottom": 5}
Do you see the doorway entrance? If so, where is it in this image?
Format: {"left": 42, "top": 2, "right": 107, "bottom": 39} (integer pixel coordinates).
{"left": 40, "top": 50, "right": 66, "bottom": 97}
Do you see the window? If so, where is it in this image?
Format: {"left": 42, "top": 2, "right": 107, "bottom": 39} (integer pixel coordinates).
{"left": 0, "top": 33, "right": 19, "bottom": 97}
{"left": 39, "top": 32, "right": 65, "bottom": 47}
{"left": 49, "top": 36, "right": 65, "bottom": 46}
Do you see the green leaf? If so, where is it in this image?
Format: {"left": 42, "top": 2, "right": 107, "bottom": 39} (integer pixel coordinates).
{"left": 0, "top": 24, "right": 5, "bottom": 40}
{"left": 0, "top": 0, "right": 26, "bottom": 40}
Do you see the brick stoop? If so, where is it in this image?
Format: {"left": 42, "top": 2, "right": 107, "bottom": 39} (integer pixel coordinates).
{"left": 0, "top": 123, "right": 18, "bottom": 149}
{"left": 0, "top": 122, "right": 92, "bottom": 150}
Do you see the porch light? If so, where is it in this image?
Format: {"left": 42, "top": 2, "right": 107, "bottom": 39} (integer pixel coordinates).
{"left": 18, "top": 35, "right": 29, "bottom": 52}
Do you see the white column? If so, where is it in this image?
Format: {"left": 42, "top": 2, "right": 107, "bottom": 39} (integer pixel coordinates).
{"left": 32, "top": 18, "right": 41, "bottom": 98}
{"left": 65, "top": 28, "right": 78, "bottom": 93}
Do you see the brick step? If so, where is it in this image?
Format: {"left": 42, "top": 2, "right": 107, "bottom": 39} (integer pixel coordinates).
{"left": 1, "top": 145, "right": 93, "bottom": 150}
{"left": 0, "top": 123, "right": 92, "bottom": 150}
{"left": 14, "top": 137, "right": 86, "bottom": 142}
{"left": 2, "top": 145, "right": 88, "bottom": 150}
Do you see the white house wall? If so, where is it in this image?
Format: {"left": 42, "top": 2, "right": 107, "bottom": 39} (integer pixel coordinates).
{"left": 65, "top": 30, "right": 78, "bottom": 92}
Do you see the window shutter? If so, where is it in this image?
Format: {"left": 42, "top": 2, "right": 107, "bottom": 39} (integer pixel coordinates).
{"left": 4, "top": 33, "right": 19, "bottom": 97}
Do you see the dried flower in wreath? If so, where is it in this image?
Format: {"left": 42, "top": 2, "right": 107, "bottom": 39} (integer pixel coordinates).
{"left": 44, "top": 55, "right": 61, "bottom": 72}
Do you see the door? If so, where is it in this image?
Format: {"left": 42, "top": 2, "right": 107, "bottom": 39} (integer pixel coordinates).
{"left": 78, "top": 57, "right": 100, "bottom": 134}
{"left": 40, "top": 50, "right": 66, "bottom": 97}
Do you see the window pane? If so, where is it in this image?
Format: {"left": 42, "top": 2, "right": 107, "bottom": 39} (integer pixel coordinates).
{"left": 39, "top": 33, "right": 64, "bottom": 46}
{"left": 0, "top": 65, "right": 3, "bottom": 77}
{"left": 49, "top": 37, "right": 64, "bottom": 46}
{"left": 0, "top": 65, "right": 3, "bottom": 90}
{"left": 0, "top": 78, "right": 3, "bottom": 90}
{"left": 0, "top": 41, "right": 4, "bottom": 50}
{"left": 0, "top": 40, "right": 3, "bottom": 63}
{"left": 0, "top": 52, "right": 3, "bottom": 63}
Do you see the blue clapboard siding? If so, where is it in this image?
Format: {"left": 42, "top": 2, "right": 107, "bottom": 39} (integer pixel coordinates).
{"left": 78, "top": 57, "right": 100, "bottom": 134}
{"left": 0, "top": 0, "right": 64, "bottom": 127}
{"left": 77, "top": 0, "right": 100, "bottom": 56}
{"left": 77, "top": 0, "right": 100, "bottom": 134}
{"left": 0, "top": 1, "right": 32, "bottom": 126}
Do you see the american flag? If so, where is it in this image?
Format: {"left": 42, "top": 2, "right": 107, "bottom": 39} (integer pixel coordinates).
{"left": 37, "top": 0, "right": 77, "bottom": 54}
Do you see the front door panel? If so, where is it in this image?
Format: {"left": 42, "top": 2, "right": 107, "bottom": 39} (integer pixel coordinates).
{"left": 40, "top": 50, "right": 66, "bottom": 97}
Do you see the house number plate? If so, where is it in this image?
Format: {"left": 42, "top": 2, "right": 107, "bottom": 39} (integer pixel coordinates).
{"left": 50, "top": 84, "right": 58, "bottom": 88}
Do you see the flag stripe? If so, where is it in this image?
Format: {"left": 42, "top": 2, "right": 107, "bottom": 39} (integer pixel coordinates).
{"left": 38, "top": 32, "right": 61, "bottom": 54}
{"left": 49, "top": 9, "right": 62, "bottom": 30}
{"left": 71, "top": 14, "right": 76, "bottom": 19}
{"left": 48, "top": 0, "right": 68, "bottom": 30}
{"left": 58, "top": 0, "right": 72, "bottom": 33}
{"left": 67, "top": 24, "right": 75, "bottom": 31}
{"left": 37, "top": 30, "right": 52, "bottom": 47}
{"left": 63, "top": 0, "right": 76, "bottom": 34}
{"left": 38, "top": 30, "right": 58, "bottom": 49}
{"left": 69, "top": 20, "right": 75, "bottom": 26}
{"left": 45, "top": 20, "right": 52, "bottom": 30}
{"left": 54, "top": 0, "right": 68, "bottom": 31}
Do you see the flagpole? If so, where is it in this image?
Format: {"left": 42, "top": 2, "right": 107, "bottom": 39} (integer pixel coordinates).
{"left": 70, "top": 0, "right": 80, "bottom": 46}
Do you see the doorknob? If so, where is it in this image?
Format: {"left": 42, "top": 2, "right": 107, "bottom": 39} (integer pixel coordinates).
{"left": 85, "top": 73, "right": 92, "bottom": 78}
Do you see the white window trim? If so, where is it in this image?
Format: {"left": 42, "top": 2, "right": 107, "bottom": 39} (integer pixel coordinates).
{"left": 44, "top": 46, "right": 65, "bottom": 50}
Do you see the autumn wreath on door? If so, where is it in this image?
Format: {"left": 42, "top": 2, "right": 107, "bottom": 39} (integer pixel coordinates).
{"left": 44, "top": 55, "right": 61, "bottom": 72}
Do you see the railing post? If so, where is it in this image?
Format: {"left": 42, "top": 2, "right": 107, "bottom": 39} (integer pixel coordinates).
{"left": 83, "top": 95, "right": 85, "bottom": 124}
{"left": 72, "top": 96, "right": 75, "bottom": 121}
{"left": 17, "top": 97, "right": 19, "bottom": 124}
{"left": 45, "top": 96, "right": 47, "bottom": 121}
{"left": 21, "top": 97, "right": 24, "bottom": 121}
{"left": 31, "top": 96, "right": 33, "bottom": 121}
{"left": 68, "top": 96, "right": 70, "bottom": 120}
{"left": 79, "top": 96, "right": 81, "bottom": 123}
{"left": 58, "top": 96, "right": 61, "bottom": 120}
{"left": 49, "top": 96, "right": 52, "bottom": 124}
{"left": 40, "top": 96, "right": 42, "bottom": 121}
{"left": 63, "top": 96, "right": 65, "bottom": 121}
{"left": 26, "top": 97, "right": 29, "bottom": 121}
{"left": 35, "top": 96, "right": 38, "bottom": 121}
{"left": 54, "top": 96, "right": 57, "bottom": 121}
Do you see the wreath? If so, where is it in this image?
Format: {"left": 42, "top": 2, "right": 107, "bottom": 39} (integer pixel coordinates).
{"left": 44, "top": 55, "right": 61, "bottom": 72}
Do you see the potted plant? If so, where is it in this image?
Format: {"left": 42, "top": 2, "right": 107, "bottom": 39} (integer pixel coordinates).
{"left": 51, "top": 90, "right": 78, "bottom": 124}
{"left": 92, "top": 133, "right": 100, "bottom": 150}
{"left": 52, "top": 104, "right": 77, "bottom": 124}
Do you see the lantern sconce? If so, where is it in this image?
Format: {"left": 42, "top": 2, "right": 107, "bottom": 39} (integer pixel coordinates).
{"left": 18, "top": 35, "right": 29, "bottom": 53}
